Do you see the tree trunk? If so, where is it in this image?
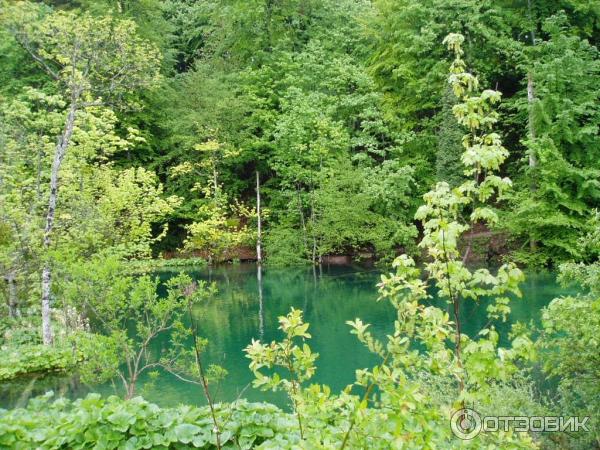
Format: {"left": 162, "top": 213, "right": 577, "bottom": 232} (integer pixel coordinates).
{"left": 126, "top": 377, "right": 137, "bottom": 399}
{"left": 213, "top": 166, "right": 219, "bottom": 204}
{"left": 41, "top": 99, "right": 78, "bottom": 346}
{"left": 257, "top": 264, "right": 264, "bottom": 340}
{"left": 527, "top": 72, "right": 537, "bottom": 169}
{"left": 35, "top": 138, "right": 44, "bottom": 207}
{"left": 5, "top": 271, "right": 19, "bottom": 318}
{"left": 310, "top": 189, "right": 317, "bottom": 266}
{"left": 527, "top": 0, "right": 537, "bottom": 170}
{"left": 296, "top": 185, "right": 309, "bottom": 257}
{"left": 527, "top": 0, "right": 538, "bottom": 253}
{"left": 256, "top": 170, "right": 262, "bottom": 264}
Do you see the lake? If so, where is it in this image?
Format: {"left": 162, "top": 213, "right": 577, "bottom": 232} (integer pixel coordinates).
{"left": 0, "top": 264, "right": 578, "bottom": 410}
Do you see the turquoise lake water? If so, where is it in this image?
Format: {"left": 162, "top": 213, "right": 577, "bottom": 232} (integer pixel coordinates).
{"left": 0, "top": 264, "right": 578, "bottom": 410}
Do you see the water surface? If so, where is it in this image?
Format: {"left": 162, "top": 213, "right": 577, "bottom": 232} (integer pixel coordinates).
{"left": 0, "top": 264, "right": 577, "bottom": 409}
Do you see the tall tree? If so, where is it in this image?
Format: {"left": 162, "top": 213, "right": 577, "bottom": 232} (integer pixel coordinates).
{"left": 4, "top": 2, "right": 161, "bottom": 344}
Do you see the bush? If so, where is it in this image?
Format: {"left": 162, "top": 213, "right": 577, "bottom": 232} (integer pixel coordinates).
{"left": 263, "top": 225, "right": 310, "bottom": 266}
{"left": 123, "top": 257, "right": 208, "bottom": 274}
{"left": 0, "top": 344, "right": 81, "bottom": 382}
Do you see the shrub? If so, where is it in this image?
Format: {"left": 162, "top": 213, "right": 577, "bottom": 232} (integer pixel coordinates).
{"left": 0, "top": 344, "right": 81, "bottom": 382}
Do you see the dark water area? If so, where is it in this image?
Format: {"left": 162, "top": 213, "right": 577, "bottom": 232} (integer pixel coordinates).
{"left": 0, "top": 264, "right": 579, "bottom": 410}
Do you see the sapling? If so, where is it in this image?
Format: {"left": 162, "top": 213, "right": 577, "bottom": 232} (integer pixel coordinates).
{"left": 340, "top": 33, "right": 536, "bottom": 447}
{"left": 245, "top": 308, "right": 318, "bottom": 441}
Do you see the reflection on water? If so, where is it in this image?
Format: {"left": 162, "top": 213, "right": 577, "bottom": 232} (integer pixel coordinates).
{"left": 0, "top": 264, "right": 578, "bottom": 409}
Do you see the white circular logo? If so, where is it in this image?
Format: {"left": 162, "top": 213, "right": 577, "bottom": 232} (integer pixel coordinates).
{"left": 450, "top": 408, "right": 482, "bottom": 440}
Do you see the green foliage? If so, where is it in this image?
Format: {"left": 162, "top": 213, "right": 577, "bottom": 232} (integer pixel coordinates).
{"left": 537, "top": 224, "right": 600, "bottom": 448}
{"left": 0, "top": 85, "right": 179, "bottom": 262}
{"left": 0, "top": 344, "right": 81, "bottom": 382}
{"left": 369, "top": 0, "right": 512, "bottom": 124}
{"left": 262, "top": 225, "right": 308, "bottom": 266}
{"left": 265, "top": 160, "right": 417, "bottom": 264}
{"left": 153, "top": 0, "right": 419, "bottom": 265}
{"left": 74, "top": 0, "right": 175, "bottom": 65}
{"left": 123, "top": 257, "right": 208, "bottom": 274}
{"left": 0, "top": 393, "right": 298, "bottom": 449}
{"left": 243, "top": 34, "right": 540, "bottom": 449}
{"left": 0, "top": 0, "right": 175, "bottom": 346}
{"left": 59, "top": 256, "right": 219, "bottom": 398}
{"left": 2, "top": 0, "right": 598, "bottom": 272}
{"left": 310, "top": 162, "right": 417, "bottom": 260}
{"left": 246, "top": 307, "right": 317, "bottom": 395}
{"left": 436, "top": 87, "right": 466, "bottom": 187}
{"left": 184, "top": 202, "right": 253, "bottom": 264}
{"left": 506, "top": 15, "right": 600, "bottom": 263}
{"left": 541, "top": 293, "right": 599, "bottom": 420}
{"left": 369, "top": 1, "right": 600, "bottom": 265}
{"left": 2, "top": 2, "right": 162, "bottom": 102}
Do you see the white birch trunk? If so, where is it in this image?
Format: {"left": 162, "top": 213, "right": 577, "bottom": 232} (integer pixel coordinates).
{"left": 257, "top": 264, "right": 264, "bottom": 340}
{"left": 256, "top": 170, "right": 262, "bottom": 264}
{"left": 41, "top": 99, "right": 78, "bottom": 345}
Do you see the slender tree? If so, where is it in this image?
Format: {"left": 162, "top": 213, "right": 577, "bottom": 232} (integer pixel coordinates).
{"left": 4, "top": 2, "right": 161, "bottom": 344}
{"left": 256, "top": 170, "right": 263, "bottom": 264}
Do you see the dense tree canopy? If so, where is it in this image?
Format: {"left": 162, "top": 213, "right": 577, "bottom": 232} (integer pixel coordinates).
{"left": 0, "top": 1, "right": 599, "bottom": 448}
{"left": 3, "top": 0, "right": 595, "bottom": 266}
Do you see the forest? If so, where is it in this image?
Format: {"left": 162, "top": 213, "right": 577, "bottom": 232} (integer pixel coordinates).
{"left": 0, "top": 0, "right": 599, "bottom": 449}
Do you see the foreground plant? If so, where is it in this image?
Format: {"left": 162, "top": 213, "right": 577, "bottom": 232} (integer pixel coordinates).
{"left": 339, "top": 32, "right": 537, "bottom": 448}
{"left": 245, "top": 308, "right": 317, "bottom": 440}
{"left": 160, "top": 279, "right": 228, "bottom": 450}
{"left": 0, "top": 393, "right": 297, "bottom": 449}
{"left": 61, "top": 255, "right": 232, "bottom": 448}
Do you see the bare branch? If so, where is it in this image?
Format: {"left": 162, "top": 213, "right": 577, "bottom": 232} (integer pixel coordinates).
{"left": 161, "top": 366, "right": 204, "bottom": 386}
{"left": 14, "top": 34, "right": 60, "bottom": 80}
